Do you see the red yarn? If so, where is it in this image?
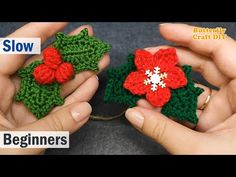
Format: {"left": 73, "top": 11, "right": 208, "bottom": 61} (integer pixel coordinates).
{"left": 34, "top": 47, "right": 74, "bottom": 85}
{"left": 33, "top": 64, "right": 55, "bottom": 84}
{"left": 55, "top": 63, "right": 74, "bottom": 84}
{"left": 43, "top": 47, "right": 62, "bottom": 69}
{"left": 123, "top": 48, "right": 187, "bottom": 107}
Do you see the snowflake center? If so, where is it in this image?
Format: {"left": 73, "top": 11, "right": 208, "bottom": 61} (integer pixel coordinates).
{"left": 143, "top": 66, "right": 168, "bottom": 91}
{"left": 150, "top": 74, "right": 160, "bottom": 84}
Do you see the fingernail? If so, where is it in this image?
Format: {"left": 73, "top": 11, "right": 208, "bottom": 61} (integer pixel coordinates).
{"left": 125, "top": 108, "right": 144, "bottom": 129}
{"left": 70, "top": 102, "right": 92, "bottom": 122}
{"left": 95, "top": 75, "right": 99, "bottom": 81}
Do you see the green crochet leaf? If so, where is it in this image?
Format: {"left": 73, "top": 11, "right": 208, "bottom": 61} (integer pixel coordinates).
{"left": 15, "top": 61, "right": 64, "bottom": 119}
{"left": 53, "top": 28, "right": 112, "bottom": 73}
{"left": 104, "top": 54, "right": 204, "bottom": 124}
{"left": 104, "top": 54, "right": 141, "bottom": 107}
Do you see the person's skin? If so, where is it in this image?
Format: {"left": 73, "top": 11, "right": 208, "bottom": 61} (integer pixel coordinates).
{"left": 0, "top": 22, "right": 110, "bottom": 154}
{"left": 125, "top": 23, "right": 236, "bottom": 154}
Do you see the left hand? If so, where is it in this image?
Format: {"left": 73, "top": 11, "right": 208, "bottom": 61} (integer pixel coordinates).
{"left": 0, "top": 22, "right": 110, "bottom": 154}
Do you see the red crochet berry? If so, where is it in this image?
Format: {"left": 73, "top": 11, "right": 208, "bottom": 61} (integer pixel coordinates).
{"left": 33, "top": 64, "right": 55, "bottom": 84}
{"left": 55, "top": 62, "right": 74, "bottom": 84}
{"left": 43, "top": 47, "right": 62, "bottom": 69}
{"left": 123, "top": 48, "right": 187, "bottom": 107}
{"left": 33, "top": 47, "right": 74, "bottom": 85}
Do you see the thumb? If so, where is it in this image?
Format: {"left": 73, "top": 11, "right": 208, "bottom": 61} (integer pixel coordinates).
{"left": 125, "top": 107, "right": 202, "bottom": 154}
{"left": 19, "top": 101, "right": 92, "bottom": 132}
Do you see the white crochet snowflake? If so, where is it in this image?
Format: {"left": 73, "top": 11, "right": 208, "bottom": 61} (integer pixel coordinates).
{"left": 144, "top": 66, "right": 168, "bottom": 91}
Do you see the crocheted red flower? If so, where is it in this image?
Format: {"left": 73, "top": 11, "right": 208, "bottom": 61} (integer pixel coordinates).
{"left": 123, "top": 48, "right": 187, "bottom": 107}
{"left": 33, "top": 47, "right": 74, "bottom": 85}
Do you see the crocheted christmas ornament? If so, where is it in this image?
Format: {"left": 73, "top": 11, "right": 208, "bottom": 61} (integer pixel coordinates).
{"left": 123, "top": 48, "right": 187, "bottom": 107}
{"left": 104, "top": 48, "right": 204, "bottom": 124}
{"left": 15, "top": 29, "right": 111, "bottom": 119}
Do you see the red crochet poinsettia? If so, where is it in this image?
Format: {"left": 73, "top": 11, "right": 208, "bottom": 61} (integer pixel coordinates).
{"left": 123, "top": 48, "right": 187, "bottom": 107}
{"left": 33, "top": 47, "right": 74, "bottom": 84}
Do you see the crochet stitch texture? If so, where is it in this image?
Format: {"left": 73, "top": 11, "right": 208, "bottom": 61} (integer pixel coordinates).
{"left": 15, "top": 29, "right": 111, "bottom": 119}
{"left": 53, "top": 29, "right": 111, "bottom": 73}
{"left": 33, "top": 47, "right": 75, "bottom": 84}
{"left": 123, "top": 48, "right": 187, "bottom": 107}
{"left": 104, "top": 49, "right": 204, "bottom": 124}
{"left": 15, "top": 61, "right": 64, "bottom": 118}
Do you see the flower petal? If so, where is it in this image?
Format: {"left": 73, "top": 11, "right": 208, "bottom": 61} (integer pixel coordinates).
{"left": 123, "top": 71, "right": 150, "bottom": 95}
{"left": 134, "top": 49, "right": 155, "bottom": 71}
{"left": 146, "top": 87, "right": 171, "bottom": 107}
{"left": 154, "top": 48, "right": 178, "bottom": 72}
{"left": 165, "top": 66, "right": 187, "bottom": 89}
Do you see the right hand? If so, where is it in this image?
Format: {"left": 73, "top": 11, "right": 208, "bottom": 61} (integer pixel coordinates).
{"left": 125, "top": 23, "right": 236, "bottom": 154}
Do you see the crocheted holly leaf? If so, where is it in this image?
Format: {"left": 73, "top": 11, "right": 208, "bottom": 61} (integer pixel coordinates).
{"left": 104, "top": 54, "right": 141, "bottom": 107}
{"left": 104, "top": 54, "right": 204, "bottom": 124}
{"left": 104, "top": 54, "right": 140, "bottom": 107}
{"left": 15, "top": 61, "right": 64, "bottom": 119}
{"left": 53, "top": 28, "right": 112, "bottom": 73}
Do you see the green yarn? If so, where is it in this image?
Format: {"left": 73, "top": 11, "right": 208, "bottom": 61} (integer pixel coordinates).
{"left": 104, "top": 54, "right": 141, "bottom": 107}
{"left": 15, "top": 28, "right": 111, "bottom": 119}
{"left": 53, "top": 29, "right": 112, "bottom": 73}
{"left": 104, "top": 54, "right": 204, "bottom": 124}
{"left": 15, "top": 61, "right": 64, "bottom": 118}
